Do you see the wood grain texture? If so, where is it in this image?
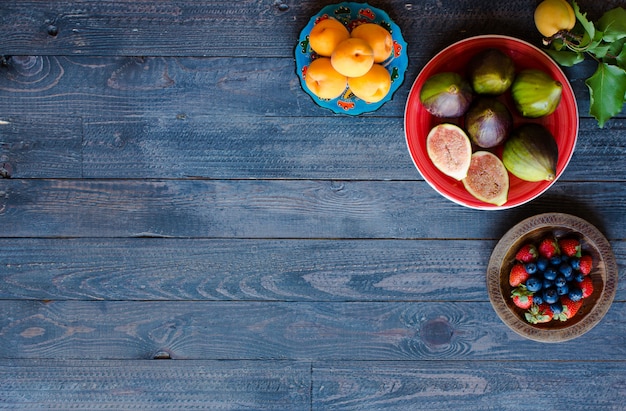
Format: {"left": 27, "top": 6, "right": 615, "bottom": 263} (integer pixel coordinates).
{"left": 1, "top": 300, "right": 625, "bottom": 361}
{"left": 0, "top": 359, "right": 310, "bottom": 410}
{"left": 2, "top": 113, "right": 623, "bottom": 181}
{"left": 0, "top": 179, "right": 624, "bottom": 239}
{"left": 0, "top": 238, "right": 499, "bottom": 301}
{"left": 0, "top": 0, "right": 540, "bottom": 57}
{"left": 0, "top": 55, "right": 623, "bottom": 121}
{"left": 81, "top": 116, "right": 626, "bottom": 180}
{"left": 1, "top": 238, "right": 623, "bottom": 302}
{"left": 0, "top": 116, "right": 83, "bottom": 178}
{"left": 312, "top": 361, "right": 626, "bottom": 410}
{"left": 1, "top": 0, "right": 625, "bottom": 409}
{"left": 1, "top": 0, "right": 621, "bottom": 58}
{"left": 82, "top": 115, "right": 415, "bottom": 180}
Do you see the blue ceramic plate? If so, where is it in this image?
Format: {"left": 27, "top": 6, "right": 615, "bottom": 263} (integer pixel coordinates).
{"left": 295, "top": 2, "right": 408, "bottom": 115}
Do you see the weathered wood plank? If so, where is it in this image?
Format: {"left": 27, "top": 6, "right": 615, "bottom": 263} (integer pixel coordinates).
{"left": 82, "top": 116, "right": 416, "bottom": 180}
{"left": 1, "top": 300, "right": 624, "bottom": 361}
{"left": 0, "top": 359, "right": 311, "bottom": 410}
{"left": 0, "top": 54, "right": 624, "bottom": 120}
{"left": 0, "top": 113, "right": 623, "bottom": 181}
{"left": 0, "top": 238, "right": 501, "bottom": 302}
{"left": 1, "top": 238, "right": 623, "bottom": 302}
{"left": 0, "top": 0, "right": 544, "bottom": 57}
{"left": 0, "top": 0, "right": 619, "bottom": 58}
{"left": 0, "top": 56, "right": 381, "bottom": 118}
{"left": 312, "top": 361, "right": 626, "bottom": 410}
{"left": 0, "top": 116, "right": 82, "bottom": 178}
{"left": 79, "top": 116, "right": 626, "bottom": 180}
{"left": 1, "top": 55, "right": 621, "bottom": 120}
{"left": 0, "top": 179, "right": 624, "bottom": 239}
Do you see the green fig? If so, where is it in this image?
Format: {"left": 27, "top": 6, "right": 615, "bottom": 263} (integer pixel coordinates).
{"left": 420, "top": 72, "right": 473, "bottom": 118}
{"left": 465, "top": 97, "right": 513, "bottom": 148}
{"left": 511, "top": 69, "right": 563, "bottom": 118}
{"left": 467, "top": 48, "right": 515, "bottom": 95}
{"left": 502, "top": 123, "right": 559, "bottom": 182}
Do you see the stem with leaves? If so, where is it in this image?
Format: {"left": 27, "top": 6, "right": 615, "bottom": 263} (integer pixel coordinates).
{"left": 542, "top": 1, "right": 626, "bottom": 127}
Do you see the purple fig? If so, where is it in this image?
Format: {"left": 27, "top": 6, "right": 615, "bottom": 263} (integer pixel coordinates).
{"left": 465, "top": 97, "right": 513, "bottom": 148}
{"left": 420, "top": 72, "right": 473, "bottom": 118}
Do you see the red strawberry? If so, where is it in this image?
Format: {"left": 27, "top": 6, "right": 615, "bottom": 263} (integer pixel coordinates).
{"left": 515, "top": 244, "right": 538, "bottom": 263}
{"left": 579, "top": 254, "right": 593, "bottom": 275}
{"left": 580, "top": 277, "right": 594, "bottom": 298}
{"left": 538, "top": 236, "right": 560, "bottom": 259}
{"left": 561, "top": 296, "right": 583, "bottom": 320}
{"left": 511, "top": 286, "right": 533, "bottom": 310}
{"left": 558, "top": 237, "right": 581, "bottom": 257}
{"left": 525, "top": 303, "right": 553, "bottom": 324}
{"left": 509, "top": 262, "right": 530, "bottom": 287}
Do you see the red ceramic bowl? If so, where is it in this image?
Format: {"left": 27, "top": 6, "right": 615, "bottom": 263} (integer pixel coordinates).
{"left": 404, "top": 35, "right": 579, "bottom": 210}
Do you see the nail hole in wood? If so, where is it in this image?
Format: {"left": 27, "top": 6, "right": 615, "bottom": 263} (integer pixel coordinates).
{"left": 47, "top": 25, "right": 59, "bottom": 37}
{"left": 0, "top": 163, "right": 12, "bottom": 178}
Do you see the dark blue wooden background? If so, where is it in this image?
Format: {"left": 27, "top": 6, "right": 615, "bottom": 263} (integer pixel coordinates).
{"left": 1, "top": 1, "right": 624, "bottom": 409}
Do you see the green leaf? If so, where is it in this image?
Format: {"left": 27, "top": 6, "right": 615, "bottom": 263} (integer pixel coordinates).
{"left": 597, "top": 7, "right": 626, "bottom": 42}
{"left": 593, "top": 43, "right": 613, "bottom": 59}
{"left": 571, "top": 1, "right": 596, "bottom": 51}
{"left": 585, "top": 62, "right": 626, "bottom": 127}
{"left": 544, "top": 49, "right": 585, "bottom": 66}
{"left": 551, "top": 38, "right": 566, "bottom": 51}
{"left": 607, "top": 38, "right": 626, "bottom": 64}
{"left": 616, "top": 42, "right": 626, "bottom": 70}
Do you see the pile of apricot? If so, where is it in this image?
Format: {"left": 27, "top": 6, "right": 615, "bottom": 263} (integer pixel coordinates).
{"left": 305, "top": 18, "right": 393, "bottom": 103}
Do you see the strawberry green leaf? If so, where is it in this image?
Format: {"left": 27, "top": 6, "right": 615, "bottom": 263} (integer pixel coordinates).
{"left": 597, "top": 7, "right": 626, "bottom": 42}
{"left": 545, "top": 49, "right": 585, "bottom": 67}
{"left": 585, "top": 62, "right": 626, "bottom": 127}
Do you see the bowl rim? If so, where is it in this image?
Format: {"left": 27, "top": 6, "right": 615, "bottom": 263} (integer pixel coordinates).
{"left": 294, "top": 1, "right": 408, "bottom": 115}
{"left": 404, "top": 34, "right": 579, "bottom": 210}
{"left": 487, "top": 212, "right": 618, "bottom": 342}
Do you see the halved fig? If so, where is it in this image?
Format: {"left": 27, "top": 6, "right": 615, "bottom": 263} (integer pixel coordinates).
{"left": 462, "top": 151, "right": 509, "bottom": 206}
{"left": 426, "top": 123, "right": 472, "bottom": 180}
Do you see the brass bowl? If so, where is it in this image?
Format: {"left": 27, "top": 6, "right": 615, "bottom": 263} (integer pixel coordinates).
{"left": 487, "top": 213, "right": 618, "bottom": 342}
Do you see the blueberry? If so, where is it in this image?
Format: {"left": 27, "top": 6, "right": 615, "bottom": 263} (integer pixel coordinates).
{"left": 555, "top": 275, "right": 567, "bottom": 287}
{"left": 533, "top": 294, "right": 544, "bottom": 305}
{"left": 550, "top": 256, "right": 562, "bottom": 266}
{"left": 526, "top": 277, "right": 542, "bottom": 292}
{"left": 561, "top": 254, "right": 570, "bottom": 263}
{"left": 574, "top": 272, "right": 585, "bottom": 283}
{"left": 525, "top": 262, "right": 538, "bottom": 275}
{"left": 557, "top": 284, "right": 569, "bottom": 296}
{"left": 559, "top": 263, "right": 573, "bottom": 277}
{"left": 543, "top": 288, "right": 558, "bottom": 304}
{"left": 543, "top": 278, "right": 554, "bottom": 289}
{"left": 550, "top": 303, "right": 562, "bottom": 315}
{"left": 537, "top": 258, "right": 549, "bottom": 271}
{"left": 569, "top": 287, "right": 583, "bottom": 302}
{"left": 544, "top": 267, "right": 557, "bottom": 281}
{"left": 570, "top": 258, "right": 580, "bottom": 271}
